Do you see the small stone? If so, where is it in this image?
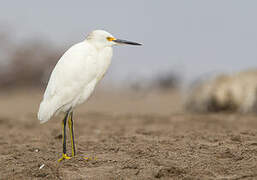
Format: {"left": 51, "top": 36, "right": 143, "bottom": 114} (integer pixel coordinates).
{"left": 39, "top": 164, "right": 45, "bottom": 170}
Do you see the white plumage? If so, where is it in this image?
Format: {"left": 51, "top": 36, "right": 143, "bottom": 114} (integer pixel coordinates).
{"left": 38, "top": 30, "right": 141, "bottom": 124}
{"left": 37, "top": 30, "right": 141, "bottom": 161}
{"left": 38, "top": 30, "right": 114, "bottom": 123}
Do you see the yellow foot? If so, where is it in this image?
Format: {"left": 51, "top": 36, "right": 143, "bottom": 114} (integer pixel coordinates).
{"left": 84, "top": 156, "right": 97, "bottom": 161}
{"left": 58, "top": 154, "right": 71, "bottom": 162}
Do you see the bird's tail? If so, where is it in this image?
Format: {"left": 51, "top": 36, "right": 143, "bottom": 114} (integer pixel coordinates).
{"left": 38, "top": 100, "right": 56, "bottom": 124}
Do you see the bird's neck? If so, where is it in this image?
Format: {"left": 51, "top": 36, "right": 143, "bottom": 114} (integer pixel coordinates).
{"left": 86, "top": 40, "right": 110, "bottom": 51}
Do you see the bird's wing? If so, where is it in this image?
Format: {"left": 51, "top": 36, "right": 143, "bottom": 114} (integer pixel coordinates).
{"left": 42, "top": 41, "right": 98, "bottom": 111}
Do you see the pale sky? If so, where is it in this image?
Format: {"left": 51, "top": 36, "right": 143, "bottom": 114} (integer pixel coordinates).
{"left": 1, "top": 0, "right": 257, "bottom": 83}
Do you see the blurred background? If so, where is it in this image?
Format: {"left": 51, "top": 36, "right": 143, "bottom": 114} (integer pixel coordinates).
{"left": 2, "top": 1, "right": 257, "bottom": 179}
{"left": 1, "top": 0, "right": 257, "bottom": 89}
{"left": 1, "top": 0, "right": 257, "bottom": 114}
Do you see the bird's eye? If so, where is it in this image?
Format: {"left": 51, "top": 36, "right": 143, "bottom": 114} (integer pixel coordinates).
{"left": 107, "top": 37, "right": 116, "bottom": 41}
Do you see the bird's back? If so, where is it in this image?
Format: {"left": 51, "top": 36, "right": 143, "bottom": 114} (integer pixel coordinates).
{"left": 38, "top": 41, "right": 99, "bottom": 123}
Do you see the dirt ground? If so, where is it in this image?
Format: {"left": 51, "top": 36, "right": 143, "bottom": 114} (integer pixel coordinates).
{"left": 1, "top": 88, "right": 257, "bottom": 180}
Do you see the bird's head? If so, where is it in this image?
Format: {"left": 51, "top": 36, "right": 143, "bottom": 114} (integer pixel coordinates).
{"left": 86, "top": 30, "right": 142, "bottom": 49}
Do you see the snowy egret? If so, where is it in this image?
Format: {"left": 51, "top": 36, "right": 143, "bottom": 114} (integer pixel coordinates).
{"left": 38, "top": 30, "right": 142, "bottom": 162}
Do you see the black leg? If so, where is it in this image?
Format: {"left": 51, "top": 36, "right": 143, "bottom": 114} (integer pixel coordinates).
{"left": 68, "top": 111, "right": 76, "bottom": 156}
{"left": 58, "top": 111, "right": 71, "bottom": 162}
{"left": 63, "top": 111, "right": 69, "bottom": 154}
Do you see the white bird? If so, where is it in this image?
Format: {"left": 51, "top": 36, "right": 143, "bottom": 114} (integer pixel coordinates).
{"left": 38, "top": 30, "right": 142, "bottom": 162}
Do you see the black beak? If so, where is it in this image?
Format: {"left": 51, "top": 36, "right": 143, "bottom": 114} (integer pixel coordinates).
{"left": 113, "top": 39, "right": 142, "bottom": 46}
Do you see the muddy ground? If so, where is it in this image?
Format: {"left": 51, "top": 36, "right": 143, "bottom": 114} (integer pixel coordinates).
{"left": 1, "top": 88, "right": 257, "bottom": 179}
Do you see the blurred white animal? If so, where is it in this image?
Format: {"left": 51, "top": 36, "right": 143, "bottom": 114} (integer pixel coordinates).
{"left": 185, "top": 69, "right": 257, "bottom": 113}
